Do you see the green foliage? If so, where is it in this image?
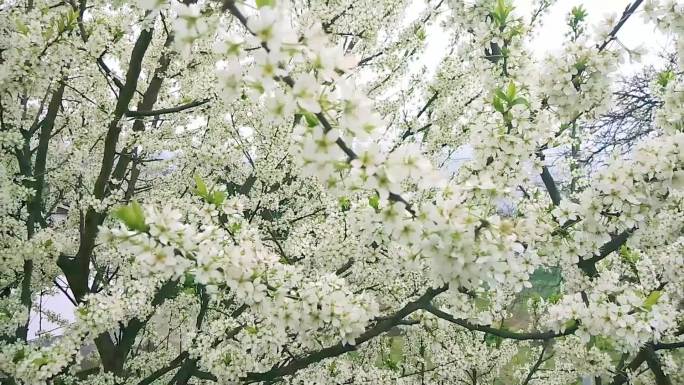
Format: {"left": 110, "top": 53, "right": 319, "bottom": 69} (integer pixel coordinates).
{"left": 31, "top": 356, "right": 50, "bottom": 368}
{"left": 379, "top": 336, "right": 404, "bottom": 371}
{"left": 15, "top": 19, "right": 29, "bottom": 35}
{"left": 415, "top": 26, "right": 426, "bottom": 41}
{"left": 303, "top": 111, "right": 319, "bottom": 127}
{"left": 563, "top": 319, "right": 577, "bottom": 330}
{"left": 484, "top": 333, "right": 504, "bottom": 348}
{"left": 182, "top": 273, "right": 196, "bottom": 295}
{"left": 643, "top": 290, "right": 662, "bottom": 311}
{"left": 368, "top": 194, "right": 380, "bottom": 210}
{"left": 12, "top": 348, "right": 26, "bottom": 364}
{"left": 492, "top": 82, "right": 528, "bottom": 117}
{"left": 328, "top": 360, "right": 338, "bottom": 376}
{"left": 193, "top": 174, "right": 226, "bottom": 206}
{"left": 548, "top": 292, "right": 562, "bottom": 304}
{"left": 228, "top": 222, "right": 242, "bottom": 234}
{"left": 657, "top": 70, "right": 675, "bottom": 88}
{"left": 590, "top": 335, "right": 614, "bottom": 352}
{"left": 491, "top": 0, "right": 514, "bottom": 29}
{"left": 112, "top": 201, "right": 148, "bottom": 232}
{"left": 44, "top": 9, "right": 78, "bottom": 41}
{"left": 339, "top": 196, "right": 351, "bottom": 211}
{"left": 255, "top": 0, "right": 276, "bottom": 8}
{"left": 573, "top": 59, "right": 588, "bottom": 73}
{"left": 619, "top": 245, "right": 640, "bottom": 265}
{"left": 567, "top": 5, "right": 588, "bottom": 36}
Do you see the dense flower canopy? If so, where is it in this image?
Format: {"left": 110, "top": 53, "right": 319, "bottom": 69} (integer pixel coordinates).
{"left": 0, "top": 0, "right": 683, "bottom": 384}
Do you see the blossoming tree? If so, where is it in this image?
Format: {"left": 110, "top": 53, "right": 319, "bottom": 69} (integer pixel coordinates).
{"left": 1, "top": 0, "right": 683, "bottom": 384}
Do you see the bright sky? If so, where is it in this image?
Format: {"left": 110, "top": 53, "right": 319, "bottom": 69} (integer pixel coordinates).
{"left": 418, "top": 0, "right": 670, "bottom": 78}
{"left": 28, "top": 0, "right": 674, "bottom": 341}
{"left": 520, "top": 0, "right": 670, "bottom": 70}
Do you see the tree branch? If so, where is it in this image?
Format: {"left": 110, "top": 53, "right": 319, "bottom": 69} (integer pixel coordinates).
{"left": 242, "top": 285, "right": 448, "bottom": 383}
{"left": 424, "top": 304, "right": 578, "bottom": 341}
{"left": 578, "top": 228, "right": 634, "bottom": 277}
{"left": 126, "top": 98, "right": 210, "bottom": 117}
{"left": 644, "top": 347, "right": 672, "bottom": 385}
{"left": 521, "top": 341, "right": 550, "bottom": 385}
{"left": 540, "top": 166, "right": 561, "bottom": 206}
{"left": 597, "top": 0, "right": 644, "bottom": 52}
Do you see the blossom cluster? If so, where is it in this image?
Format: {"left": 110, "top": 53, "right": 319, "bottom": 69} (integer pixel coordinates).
{"left": 104, "top": 198, "right": 379, "bottom": 349}
{"left": 545, "top": 270, "right": 677, "bottom": 353}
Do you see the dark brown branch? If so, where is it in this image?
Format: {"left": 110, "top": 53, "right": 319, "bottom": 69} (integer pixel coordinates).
{"left": 654, "top": 341, "right": 684, "bottom": 350}
{"left": 15, "top": 82, "right": 66, "bottom": 342}
{"left": 578, "top": 228, "right": 634, "bottom": 277}
{"left": 521, "top": 341, "right": 550, "bottom": 385}
{"left": 424, "top": 305, "right": 578, "bottom": 340}
{"left": 126, "top": 98, "right": 210, "bottom": 117}
{"left": 242, "top": 285, "right": 448, "bottom": 383}
{"left": 335, "top": 258, "right": 355, "bottom": 276}
{"left": 644, "top": 347, "right": 672, "bottom": 385}
{"left": 57, "top": 26, "right": 155, "bottom": 378}
{"left": 136, "top": 352, "right": 189, "bottom": 385}
{"left": 597, "top": 0, "right": 644, "bottom": 52}
{"left": 540, "top": 166, "right": 561, "bottom": 206}
{"left": 609, "top": 344, "right": 657, "bottom": 385}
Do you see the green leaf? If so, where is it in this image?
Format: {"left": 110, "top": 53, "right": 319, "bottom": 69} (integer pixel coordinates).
{"left": 492, "top": 0, "right": 513, "bottom": 27}
{"left": 15, "top": 19, "right": 29, "bottom": 35}
{"left": 548, "top": 292, "right": 562, "bottom": 304}
{"left": 183, "top": 273, "right": 195, "bottom": 288}
{"left": 657, "top": 70, "right": 675, "bottom": 88}
{"left": 389, "top": 336, "right": 404, "bottom": 363}
{"left": 492, "top": 95, "right": 505, "bottom": 113}
{"left": 506, "top": 81, "right": 516, "bottom": 100}
{"left": 495, "top": 89, "right": 508, "bottom": 103}
{"left": 619, "top": 245, "right": 640, "bottom": 265}
{"left": 415, "top": 27, "right": 426, "bottom": 41}
{"left": 255, "top": 0, "right": 275, "bottom": 8}
{"left": 571, "top": 6, "right": 588, "bottom": 20}
{"left": 12, "top": 348, "right": 26, "bottom": 363}
{"left": 328, "top": 361, "right": 338, "bottom": 376}
{"left": 31, "top": 356, "right": 50, "bottom": 368}
{"left": 229, "top": 222, "right": 242, "bottom": 234}
{"left": 368, "top": 194, "right": 380, "bottom": 210}
{"left": 511, "top": 97, "right": 528, "bottom": 107}
{"left": 112, "top": 201, "right": 148, "bottom": 232}
{"left": 212, "top": 190, "right": 226, "bottom": 206}
{"left": 484, "top": 333, "right": 503, "bottom": 348}
{"left": 193, "top": 174, "right": 209, "bottom": 199}
{"left": 303, "top": 111, "right": 319, "bottom": 127}
{"left": 592, "top": 335, "right": 614, "bottom": 352}
{"left": 339, "top": 196, "right": 351, "bottom": 211}
{"left": 643, "top": 290, "right": 662, "bottom": 311}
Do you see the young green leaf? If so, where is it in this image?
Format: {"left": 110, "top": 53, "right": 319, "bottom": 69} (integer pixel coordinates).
{"left": 368, "top": 194, "right": 380, "bottom": 210}
{"left": 255, "top": 0, "right": 275, "bottom": 8}
{"left": 212, "top": 190, "right": 226, "bottom": 206}
{"left": 112, "top": 201, "right": 148, "bottom": 232}
{"left": 643, "top": 290, "right": 662, "bottom": 311}
{"left": 506, "top": 81, "right": 516, "bottom": 100}
{"left": 303, "top": 111, "right": 319, "bottom": 127}
{"left": 492, "top": 95, "right": 505, "bottom": 113}
{"left": 193, "top": 174, "right": 209, "bottom": 199}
